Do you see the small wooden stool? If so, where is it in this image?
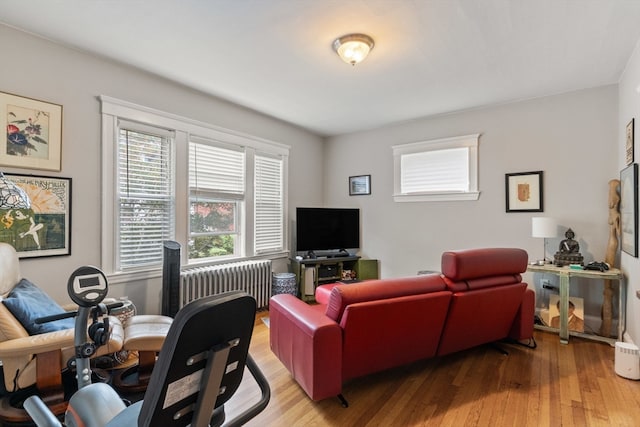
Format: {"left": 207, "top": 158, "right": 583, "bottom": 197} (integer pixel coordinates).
{"left": 113, "top": 315, "right": 172, "bottom": 393}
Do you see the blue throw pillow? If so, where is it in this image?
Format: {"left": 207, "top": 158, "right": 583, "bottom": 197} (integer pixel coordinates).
{"left": 2, "top": 278, "right": 74, "bottom": 335}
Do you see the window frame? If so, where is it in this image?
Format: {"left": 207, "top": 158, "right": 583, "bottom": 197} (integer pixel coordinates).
{"left": 392, "top": 134, "right": 480, "bottom": 202}
{"left": 101, "top": 96, "right": 289, "bottom": 282}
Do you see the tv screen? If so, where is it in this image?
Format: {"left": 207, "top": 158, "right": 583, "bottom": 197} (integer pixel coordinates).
{"left": 296, "top": 207, "right": 360, "bottom": 253}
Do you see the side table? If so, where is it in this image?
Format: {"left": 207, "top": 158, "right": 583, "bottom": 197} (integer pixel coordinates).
{"left": 527, "top": 264, "right": 624, "bottom": 345}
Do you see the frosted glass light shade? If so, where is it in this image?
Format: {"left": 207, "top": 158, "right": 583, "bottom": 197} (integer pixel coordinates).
{"left": 531, "top": 217, "right": 558, "bottom": 238}
{"left": 332, "top": 34, "right": 374, "bottom": 65}
{"left": 0, "top": 172, "right": 30, "bottom": 209}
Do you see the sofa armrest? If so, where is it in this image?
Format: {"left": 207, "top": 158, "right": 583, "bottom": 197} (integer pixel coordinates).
{"left": 269, "top": 294, "right": 343, "bottom": 401}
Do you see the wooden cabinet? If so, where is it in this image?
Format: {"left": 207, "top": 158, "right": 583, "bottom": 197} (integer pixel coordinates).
{"left": 291, "top": 256, "right": 379, "bottom": 301}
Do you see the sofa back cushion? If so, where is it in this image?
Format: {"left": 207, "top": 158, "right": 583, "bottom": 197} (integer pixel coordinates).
{"left": 441, "top": 248, "right": 527, "bottom": 292}
{"left": 340, "top": 291, "right": 451, "bottom": 381}
{"left": 325, "top": 274, "right": 447, "bottom": 323}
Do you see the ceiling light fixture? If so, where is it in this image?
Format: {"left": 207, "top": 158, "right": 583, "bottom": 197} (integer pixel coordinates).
{"left": 332, "top": 33, "right": 375, "bottom": 66}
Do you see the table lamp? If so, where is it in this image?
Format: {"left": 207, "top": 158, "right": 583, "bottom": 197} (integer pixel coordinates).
{"left": 0, "top": 172, "right": 31, "bottom": 209}
{"left": 532, "top": 217, "right": 558, "bottom": 264}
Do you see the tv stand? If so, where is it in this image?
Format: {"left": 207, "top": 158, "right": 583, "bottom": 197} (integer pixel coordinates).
{"left": 291, "top": 256, "right": 379, "bottom": 301}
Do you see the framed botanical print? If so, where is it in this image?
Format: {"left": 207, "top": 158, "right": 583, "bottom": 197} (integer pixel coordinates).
{"left": 1, "top": 91, "right": 62, "bottom": 171}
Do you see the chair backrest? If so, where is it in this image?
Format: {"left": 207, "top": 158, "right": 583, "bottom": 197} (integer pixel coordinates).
{"left": 137, "top": 291, "right": 257, "bottom": 427}
{"left": 0, "top": 243, "right": 20, "bottom": 295}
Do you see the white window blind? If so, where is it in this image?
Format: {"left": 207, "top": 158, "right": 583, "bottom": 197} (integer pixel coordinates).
{"left": 189, "top": 140, "right": 245, "bottom": 197}
{"left": 401, "top": 147, "right": 469, "bottom": 193}
{"left": 255, "top": 154, "right": 284, "bottom": 253}
{"left": 118, "top": 127, "right": 174, "bottom": 269}
{"left": 393, "top": 134, "right": 480, "bottom": 202}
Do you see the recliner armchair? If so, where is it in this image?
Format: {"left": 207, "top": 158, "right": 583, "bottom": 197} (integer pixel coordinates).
{"left": 0, "top": 243, "right": 124, "bottom": 422}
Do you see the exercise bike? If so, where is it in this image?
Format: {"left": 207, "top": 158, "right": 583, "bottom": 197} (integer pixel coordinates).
{"left": 25, "top": 266, "right": 270, "bottom": 427}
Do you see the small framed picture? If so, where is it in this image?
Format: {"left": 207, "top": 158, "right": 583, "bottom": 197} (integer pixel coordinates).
{"left": 1, "top": 91, "right": 63, "bottom": 171}
{"left": 505, "top": 171, "right": 543, "bottom": 212}
{"left": 627, "top": 118, "right": 634, "bottom": 166}
{"left": 349, "top": 175, "right": 371, "bottom": 196}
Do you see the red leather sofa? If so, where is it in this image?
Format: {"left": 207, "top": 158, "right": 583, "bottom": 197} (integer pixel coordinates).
{"left": 269, "top": 248, "right": 534, "bottom": 403}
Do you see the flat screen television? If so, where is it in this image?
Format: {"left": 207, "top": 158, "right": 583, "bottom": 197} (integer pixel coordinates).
{"left": 296, "top": 207, "right": 360, "bottom": 254}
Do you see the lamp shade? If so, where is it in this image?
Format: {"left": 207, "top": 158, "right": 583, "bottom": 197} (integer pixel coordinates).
{"left": 532, "top": 217, "right": 558, "bottom": 238}
{"left": 332, "top": 34, "right": 374, "bottom": 65}
{"left": 0, "top": 172, "right": 30, "bottom": 209}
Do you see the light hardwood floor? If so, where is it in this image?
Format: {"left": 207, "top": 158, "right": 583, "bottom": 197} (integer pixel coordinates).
{"left": 226, "top": 313, "right": 640, "bottom": 426}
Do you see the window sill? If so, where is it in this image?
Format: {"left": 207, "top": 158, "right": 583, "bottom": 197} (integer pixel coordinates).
{"left": 393, "top": 191, "right": 480, "bottom": 202}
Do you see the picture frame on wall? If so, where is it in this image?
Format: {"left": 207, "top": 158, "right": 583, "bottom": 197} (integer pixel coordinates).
{"left": 627, "top": 118, "right": 635, "bottom": 166}
{"left": 621, "top": 163, "right": 638, "bottom": 257}
{"left": 0, "top": 173, "right": 71, "bottom": 258}
{"left": 505, "top": 171, "right": 543, "bottom": 212}
{"left": 349, "top": 175, "right": 371, "bottom": 196}
{"left": 0, "top": 91, "right": 63, "bottom": 171}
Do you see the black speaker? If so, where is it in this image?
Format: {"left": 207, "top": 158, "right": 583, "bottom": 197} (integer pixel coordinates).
{"left": 162, "top": 241, "right": 181, "bottom": 317}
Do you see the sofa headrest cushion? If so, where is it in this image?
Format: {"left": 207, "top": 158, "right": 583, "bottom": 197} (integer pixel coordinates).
{"left": 325, "top": 274, "right": 446, "bottom": 323}
{"left": 441, "top": 248, "right": 528, "bottom": 281}
{"left": 443, "top": 274, "right": 523, "bottom": 292}
{"left": 2, "top": 278, "right": 74, "bottom": 335}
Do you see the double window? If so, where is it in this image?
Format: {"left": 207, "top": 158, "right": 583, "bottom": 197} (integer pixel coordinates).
{"left": 101, "top": 96, "right": 288, "bottom": 276}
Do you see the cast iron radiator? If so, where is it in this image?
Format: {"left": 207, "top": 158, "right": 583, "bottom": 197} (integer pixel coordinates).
{"left": 179, "top": 260, "right": 272, "bottom": 309}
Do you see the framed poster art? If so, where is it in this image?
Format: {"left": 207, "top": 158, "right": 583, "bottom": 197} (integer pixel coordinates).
{"left": 1, "top": 91, "right": 62, "bottom": 171}
{"left": 0, "top": 173, "right": 71, "bottom": 258}
{"left": 627, "top": 118, "right": 635, "bottom": 166}
{"left": 349, "top": 175, "right": 371, "bottom": 196}
{"left": 620, "top": 163, "right": 638, "bottom": 257}
{"left": 505, "top": 171, "right": 543, "bottom": 212}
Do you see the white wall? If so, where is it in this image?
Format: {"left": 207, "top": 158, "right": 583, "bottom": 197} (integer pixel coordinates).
{"left": 324, "top": 86, "right": 619, "bottom": 320}
{"left": 619, "top": 39, "right": 640, "bottom": 345}
{"left": 1, "top": 24, "right": 325, "bottom": 311}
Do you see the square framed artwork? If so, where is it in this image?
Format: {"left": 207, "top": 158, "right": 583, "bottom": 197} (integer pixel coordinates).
{"left": 621, "top": 163, "right": 638, "bottom": 257}
{"left": 0, "top": 173, "right": 71, "bottom": 258}
{"left": 627, "top": 118, "right": 635, "bottom": 166}
{"left": 1, "top": 91, "right": 63, "bottom": 171}
{"left": 505, "top": 171, "right": 543, "bottom": 212}
{"left": 349, "top": 175, "right": 371, "bottom": 196}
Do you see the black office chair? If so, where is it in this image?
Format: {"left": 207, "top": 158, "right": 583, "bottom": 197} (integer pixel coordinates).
{"left": 25, "top": 291, "right": 270, "bottom": 427}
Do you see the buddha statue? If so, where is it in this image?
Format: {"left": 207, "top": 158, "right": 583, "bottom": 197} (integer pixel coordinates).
{"left": 553, "top": 228, "right": 584, "bottom": 266}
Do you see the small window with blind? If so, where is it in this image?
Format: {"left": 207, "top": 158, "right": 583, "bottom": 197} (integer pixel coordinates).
{"left": 392, "top": 134, "right": 480, "bottom": 202}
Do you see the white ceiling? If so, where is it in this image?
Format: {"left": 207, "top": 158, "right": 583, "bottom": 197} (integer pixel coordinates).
{"left": 2, "top": 0, "right": 640, "bottom": 137}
